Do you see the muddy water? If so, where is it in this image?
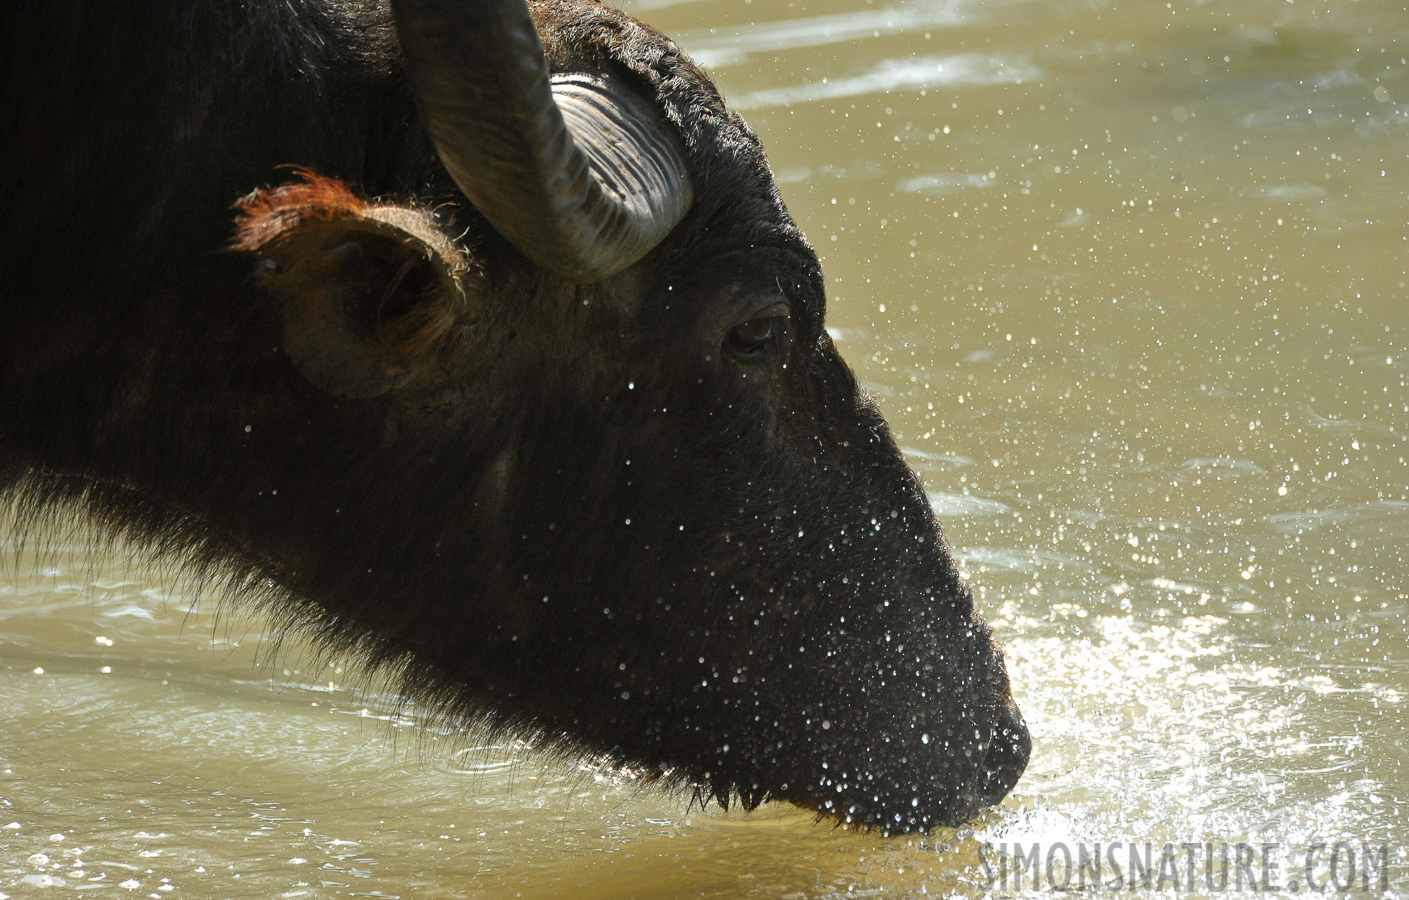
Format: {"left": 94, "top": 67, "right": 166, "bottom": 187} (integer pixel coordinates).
{"left": 3, "top": 0, "right": 1407, "bottom": 896}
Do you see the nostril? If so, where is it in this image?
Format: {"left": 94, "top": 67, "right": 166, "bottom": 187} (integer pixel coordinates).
{"left": 977, "top": 700, "right": 1031, "bottom": 807}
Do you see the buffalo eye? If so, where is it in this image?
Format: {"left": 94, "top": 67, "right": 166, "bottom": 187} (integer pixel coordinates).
{"left": 724, "top": 315, "right": 787, "bottom": 362}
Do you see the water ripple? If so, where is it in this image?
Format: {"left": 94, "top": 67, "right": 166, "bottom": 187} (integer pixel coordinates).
{"left": 901, "top": 172, "right": 997, "bottom": 194}
{"left": 1241, "top": 183, "right": 1329, "bottom": 201}
{"left": 1265, "top": 500, "right": 1409, "bottom": 536}
{"left": 931, "top": 492, "right": 1012, "bottom": 518}
{"left": 957, "top": 546, "right": 1094, "bottom": 576}
{"left": 679, "top": 1, "right": 981, "bottom": 67}
{"left": 729, "top": 54, "right": 1041, "bottom": 110}
{"left": 1178, "top": 457, "right": 1267, "bottom": 476}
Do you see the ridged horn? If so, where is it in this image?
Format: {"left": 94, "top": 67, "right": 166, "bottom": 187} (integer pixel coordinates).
{"left": 391, "top": 0, "right": 694, "bottom": 283}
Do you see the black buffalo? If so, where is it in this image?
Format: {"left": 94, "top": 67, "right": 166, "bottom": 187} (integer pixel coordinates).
{"left": 0, "top": 0, "right": 1029, "bottom": 832}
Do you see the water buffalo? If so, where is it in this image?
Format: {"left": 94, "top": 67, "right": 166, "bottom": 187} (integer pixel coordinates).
{"left": 0, "top": 0, "right": 1028, "bottom": 832}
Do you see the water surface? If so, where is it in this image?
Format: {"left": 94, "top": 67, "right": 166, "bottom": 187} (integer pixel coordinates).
{"left": 3, "top": 0, "right": 1406, "bottom": 896}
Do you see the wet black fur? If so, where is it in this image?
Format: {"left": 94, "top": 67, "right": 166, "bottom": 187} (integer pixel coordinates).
{"left": 0, "top": 0, "right": 1028, "bottom": 832}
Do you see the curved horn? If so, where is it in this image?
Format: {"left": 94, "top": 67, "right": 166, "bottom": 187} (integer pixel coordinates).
{"left": 391, "top": 0, "right": 693, "bottom": 283}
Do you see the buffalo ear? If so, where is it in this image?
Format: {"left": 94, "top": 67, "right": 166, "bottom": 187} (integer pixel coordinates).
{"left": 233, "top": 173, "right": 472, "bottom": 398}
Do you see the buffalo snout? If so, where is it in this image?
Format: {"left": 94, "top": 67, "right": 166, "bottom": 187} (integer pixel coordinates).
{"left": 978, "top": 696, "right": 1031, "bottom": 810}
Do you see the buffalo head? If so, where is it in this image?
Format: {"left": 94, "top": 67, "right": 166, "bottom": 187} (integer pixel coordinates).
{"left": 2, "top": 0, "right": 1028, "bottom": 833}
